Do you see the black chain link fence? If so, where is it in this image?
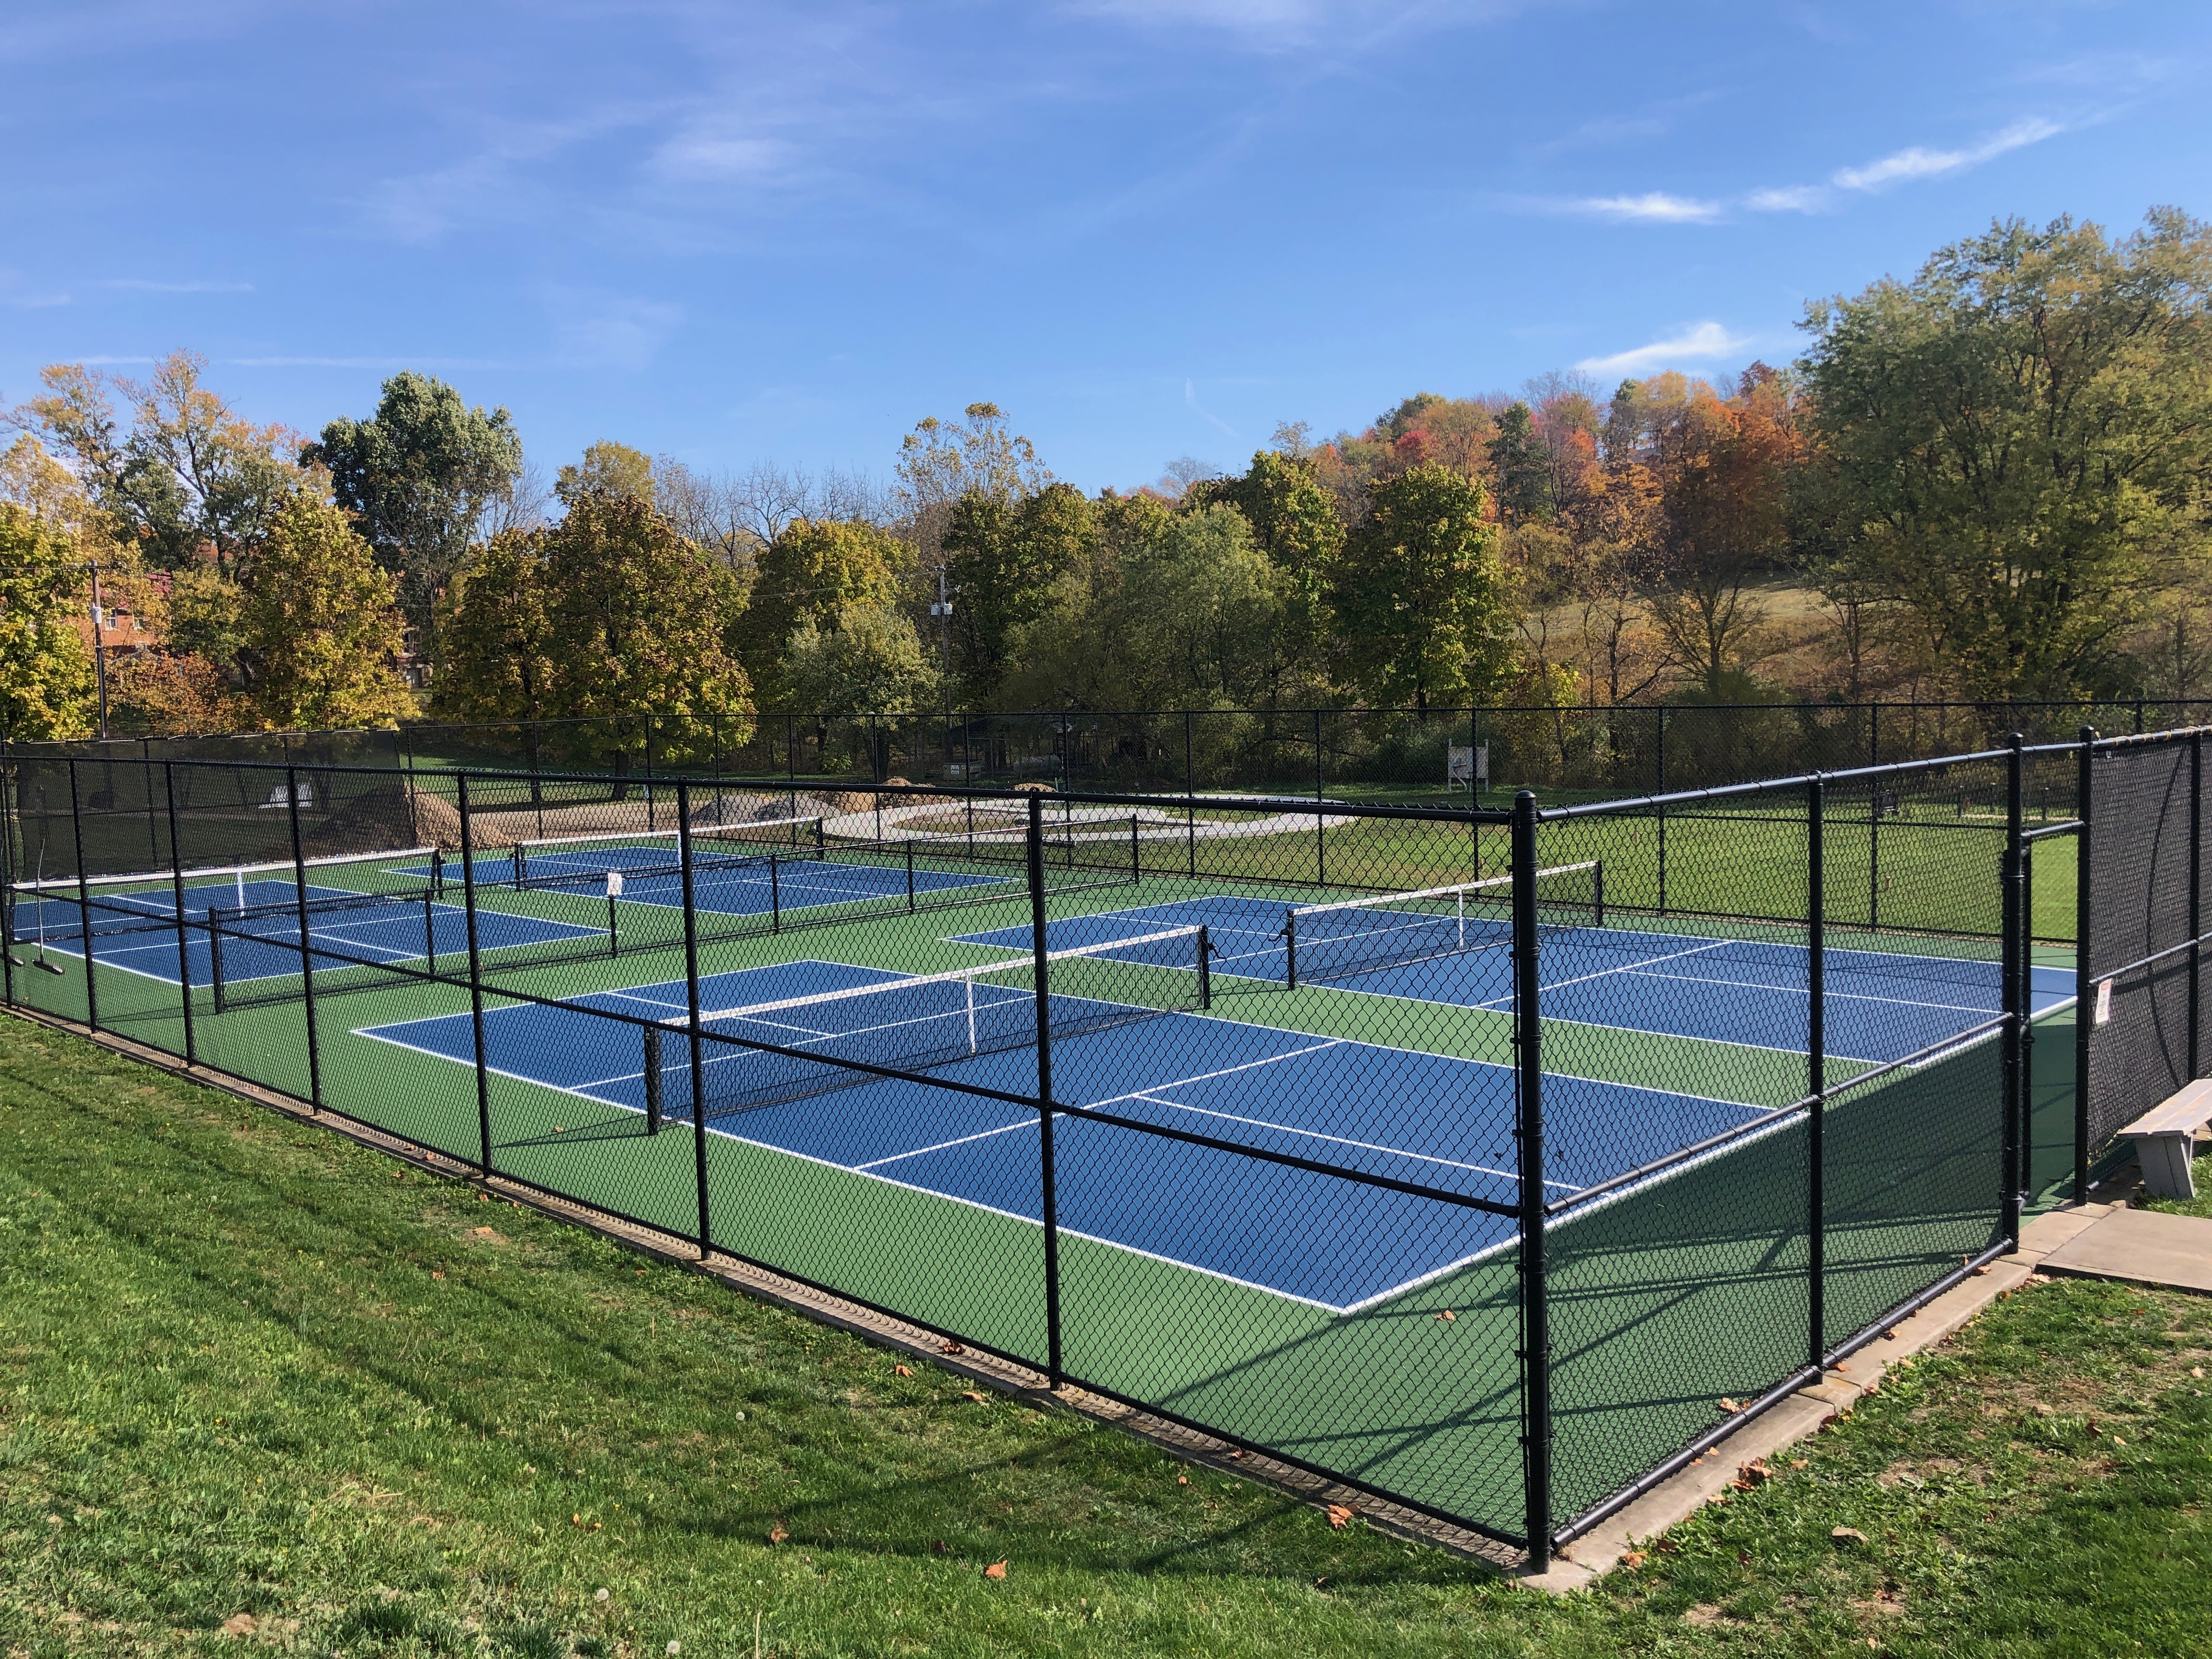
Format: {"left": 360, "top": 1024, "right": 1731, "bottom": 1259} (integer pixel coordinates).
{"left": 3, "top": 726, "right": 2193, "bottom": 1565}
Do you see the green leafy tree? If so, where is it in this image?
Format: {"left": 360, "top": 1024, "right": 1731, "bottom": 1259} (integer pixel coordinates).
{"left": 1001, "top": 505, "right": 1283, "bottom": 712}
{"left": 556, "top": 440, "right": 655, "bottom": 505}
{"left": 307, "top": 371, "right": 523, "bottom": 642}
{"left": 1331, "top": 464, "right": 1515, "bottom": 711}
{"left": 1485, "top": 402, "right": 1555, "bottom": 527}
{"left": 1184, "top": 449, "right": 1344, "bottom": 698}
{"left": 432, "top": 533, "right": 556, "bottom": 723}
{"left": 1798, "top": 210, "right": 2212, "bottom": 699}
{"left": 784, "top": 603, "right": 940, "bottom": 715}
{"left": 0, "top": 503, "right": 97, "bottom": 739}
{"left": 13, "top": 352, "right": 300, "bottom": 575}
{"left": 234, "top": 491, "right": 416, "bottom": 730}
{"left": 942, "top": 483, "right": 1096, "bottom": 705}
{"left": 739, "top": 517, "right": 908, "bottom": 703}
{"left": 433, "top": 493, "right": 754, "bottom": 766}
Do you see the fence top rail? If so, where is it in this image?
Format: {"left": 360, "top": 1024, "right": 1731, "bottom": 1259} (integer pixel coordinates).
{"left": 2090, "top": 722, "right": 2212, "bottom": 752}
{"left": 1535, "top": 742, "right": 2049, "bottom": 819}
{"left": 4, "top": 754, "right": 1519, "bottom": 825}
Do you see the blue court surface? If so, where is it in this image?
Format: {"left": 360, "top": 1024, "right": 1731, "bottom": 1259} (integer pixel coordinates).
{"left": 429, "top": 848, "right": 1010, "bottom": 918}
{"left": 955, "top": 897, "right": 2073, "bottom": 1066}
{"left": 12, "top": 878, "right": 596, "bottom": 986}
{"left": 358, "top": 958, "right": 1787, "bottom": 1311}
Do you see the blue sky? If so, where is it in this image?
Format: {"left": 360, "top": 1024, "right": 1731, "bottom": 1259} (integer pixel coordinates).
{"left": 3, "top": 2, "right": 2206, "bottom": 493}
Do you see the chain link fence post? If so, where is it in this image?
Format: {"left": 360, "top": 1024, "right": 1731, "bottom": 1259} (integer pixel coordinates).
{"left": 1029, "top": 792, "right": 1063, "bottom": 1390}
{"left": 164, "top": 762, "right": 196, "bottom": 1069}
{"left": 1511, "top": 789, "right": 1551, "bottom": 1571}
{"left": 2074, "top": 727, "right": 2095, "bottom": 1201}
{"left": 285, "top": 764, "right": 324, "bottom": 1110}
{"left": 677, "top": 779, "right": 712, "bottom": 1261}
{"left": 69, "top": 759, "right": 99, "bottom": 1031}
{"left": 1808, "top": 774, "right": 1826, "bottom": 1365}
{"left": 456, "top": 771, "right": 494, "bottom": 1177}
{"left": 2002, "top": 735, "right": 2023, "bottom": 1252}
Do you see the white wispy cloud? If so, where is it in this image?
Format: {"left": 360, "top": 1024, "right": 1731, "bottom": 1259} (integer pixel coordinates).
{"left": 1744, "top": 184, "right": 1831, "bottom": 215}
{"left": 1184, "top": 378, "right": 1238, "bottom": 439}
{"left": 1572, "top": 191, "right": 1725, "bottom": 224}
{"left": 650, "top": 130, "right": 797, "bottom": 182}
{"left": 545, "top": 289, "right": 685, "bottom": 371}
{"left": 1830, "top": 117, "right": 2062, "bottom": 191}
{"left": 1575, "top": 321, "right": 1751, "bottom": 376}
{"left": 0, "top": 268, "right": 70, "bottom": 307}
{"left": 101, "top": 278, "right": 254, "bottom": 293}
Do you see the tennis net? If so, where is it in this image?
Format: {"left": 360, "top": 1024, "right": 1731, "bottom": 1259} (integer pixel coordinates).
{"left": 669, "top": 923, "right": 1216, "bottom": 1122}
{"left": 510, "top": 815, "right": 822, "bottom": 891}
{"left": 10, "top": 846, "right": 440, "bottom": 943}
{"left": 1282, "top": 860, "right": 1602, "bottom": 989}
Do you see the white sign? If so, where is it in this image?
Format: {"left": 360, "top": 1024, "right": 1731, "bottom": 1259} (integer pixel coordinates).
{"left": 606, "top": 870, "right": 625, "bottom": 899}
{"left": 1447, "top": 744, "right": 1491, "bottom": 787}
{"left": 2095, "top": 977, "right": 2113, "bottom": 1025}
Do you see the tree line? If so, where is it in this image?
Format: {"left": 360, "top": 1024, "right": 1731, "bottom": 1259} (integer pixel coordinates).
{"left": 4, "top": 210, "right": 2210, "bottom": 746}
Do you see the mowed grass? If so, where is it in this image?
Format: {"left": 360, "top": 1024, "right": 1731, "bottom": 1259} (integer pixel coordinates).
{"left": 5, "top": 1015, "right": 2210, "bottom": 1657}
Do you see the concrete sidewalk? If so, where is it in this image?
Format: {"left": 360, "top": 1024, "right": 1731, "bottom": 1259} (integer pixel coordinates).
{"left": 1525, "top": 1200, "right": 2199, "bottom": 1590}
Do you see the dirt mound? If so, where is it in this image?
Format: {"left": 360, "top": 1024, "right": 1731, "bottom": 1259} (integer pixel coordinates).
{"left": 313, "top": 782, "right": 503, "bottom": 854}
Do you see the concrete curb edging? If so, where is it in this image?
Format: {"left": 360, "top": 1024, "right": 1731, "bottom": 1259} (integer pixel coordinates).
{"left": 1517, "top": 1204, "right": 2112, "bottom": 1592}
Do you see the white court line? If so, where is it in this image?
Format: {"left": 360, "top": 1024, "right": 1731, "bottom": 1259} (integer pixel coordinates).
{"left": 1123, "top": 1087, "right": 1546, "bottom": 1192}
{"left": 1617, "top": 967, "right": 2001, "bottom": 1017}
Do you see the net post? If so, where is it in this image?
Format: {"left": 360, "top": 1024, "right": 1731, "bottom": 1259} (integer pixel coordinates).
{"left": 1283, "top": 909, "right": 1299, "bottom": 991}
{"left": 422, "top": 887, "right": 438, "bottom": 977}
{"left": 2074, "top": 726, "right": 2094, "bottom": 1201}
{"left": 1808, "top": 775, "right": 1826, "bottom": 1369}
{"left": 456, "top": 773, "right": 495, "bottom": 1178}
{"left": 1028, "top": 793, "right": 1063, "bottom": 1390}
{"left": 1197, "top": 923, "right": 1212, "bottom": 1010}
{"left": 69, "top": 760, "right": 99, "bottom": 1031}
{"left": 2002, "top": 735, "right": 2024, "bottom": 1252}
{"left": 1511, "top": 789, "right": 1551, "bottom": 1572}
{"left": 210, "top": 904, "right": 227, "bottom": 1014}
{"left": 164, "top": 762, "right": 196, "bottom": 1069}
{"left": 770, "top": 853, "right": 782, "bottom": 933}
{"left": 907, "top": 838, "right": 916, "bottom": 911}
{"left": 644, "top": 1025, "right": 664, "bottom": 1135}
{"left": 512, "top": 843, "right": 524, "bottom": 891}
{"left": 1592, "top": 859, "right": 1605, "bottom": 929}
{"left": 1131, "top": 812, "right": 1140, "bottom": 884}
{"left": 677, "top": 780, "right": 712, "bottom": 1261}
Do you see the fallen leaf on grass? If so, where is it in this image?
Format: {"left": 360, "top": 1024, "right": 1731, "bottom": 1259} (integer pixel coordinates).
{"left": 1177, "top": 1475, "right": 1189, "bottom": 1486}
{"left": 1656, "top": 1537, "right": 1679, "bottom": 1554}
{"left": 962, "top": 1391, "right": 986, "bottom": 1403}
{"left": 431, "top": 1271, "right": 445, "bottom": 1280}
{"left": 1326, "top": 1504, "right": 1355, "bottom": 1530}
{"left": 1832, "top": 1526, "right": 1869, "bottom": 1545}
{"left": 894, "top": 1364, "right": 913, "bottom": 1378}
{"left": 768, "top": 1523, "right": 788, "bottom": 1545}
{"left": 983, "top": 1561, "right": 1007, "bottom": 1579}
{"left": 2193, "top": 1366, "right": 2205, "bottom": 1380}
{"left": 1790, "top": 1459, "right": 1809, "bottom": 1470}
{"left": 1621, "top": 1550, "right": 1648, "bottom": 1569}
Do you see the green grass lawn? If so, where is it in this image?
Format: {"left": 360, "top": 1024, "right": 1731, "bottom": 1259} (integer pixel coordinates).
{"left": 4, "top": 1013, "right": 2209, "bottom": 1657}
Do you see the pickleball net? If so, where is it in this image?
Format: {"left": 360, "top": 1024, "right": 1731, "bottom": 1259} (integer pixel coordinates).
{"left": 654, "top": 922, "right": 1217, "bottom": 1123}
{"left": 1282, "top": 860, "right": 1602, "bottom": 988}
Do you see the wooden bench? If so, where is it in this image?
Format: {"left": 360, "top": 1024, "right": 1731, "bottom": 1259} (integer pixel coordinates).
{"left": 2120, "top": 1079, "right": 2212, "bottom": 1199}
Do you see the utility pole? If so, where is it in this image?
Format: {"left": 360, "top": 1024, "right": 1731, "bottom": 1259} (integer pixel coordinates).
{"left": 929, "top": 567, "right": 955, "bottom": 723}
